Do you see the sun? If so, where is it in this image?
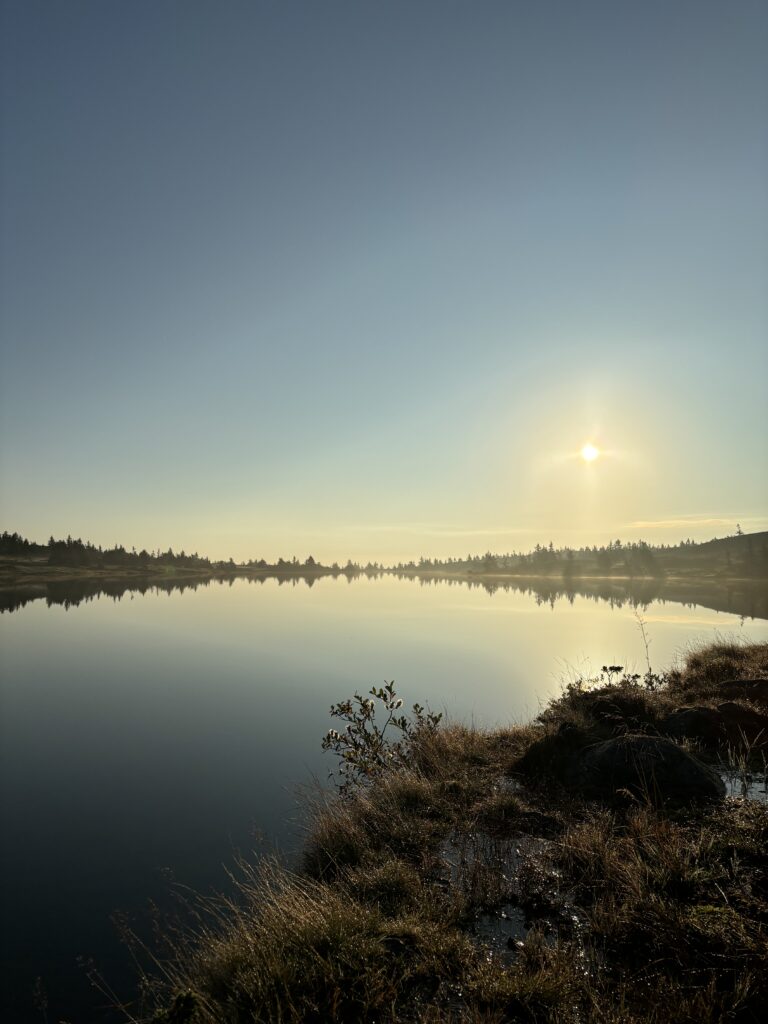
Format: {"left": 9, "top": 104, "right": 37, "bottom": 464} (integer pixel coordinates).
{"left": 580, "top": 443, "right": 600, "bottom": 462}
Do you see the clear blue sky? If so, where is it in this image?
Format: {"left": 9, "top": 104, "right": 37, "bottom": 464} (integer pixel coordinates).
{"left": 2, "top": 0, "right": 766, "bottom": 561}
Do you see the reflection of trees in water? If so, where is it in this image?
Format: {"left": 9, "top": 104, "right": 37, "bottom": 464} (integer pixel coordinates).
{"left": 394, "top": 572, "right": 768, "bottom": 621}
{"left": 1, "top": 570, "right": 766, "bottom": 621}
{"left": 0, "top": 577, "right": 210, "bottom": 613}
{"left": 0, "top": 569, "right": 382, "bottom": 613}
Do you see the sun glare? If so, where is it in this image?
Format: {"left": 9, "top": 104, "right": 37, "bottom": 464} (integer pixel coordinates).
{"left": 581, "top": 443, "right": 600, "bottom": 462}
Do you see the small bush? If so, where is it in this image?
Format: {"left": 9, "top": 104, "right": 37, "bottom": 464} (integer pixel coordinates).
{"left": 322, "top": 681, "right": 442, "bottom": 792}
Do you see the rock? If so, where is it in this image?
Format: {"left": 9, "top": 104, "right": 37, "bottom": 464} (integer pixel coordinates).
{"left": 716, "top": 701, "right": 768, "bottom": 746}
{"left": 718, "top": 679, "right": 768, "bottom": 707}
{"left": 662, "top": 706, "right": 726, "bottom": 745}
{"left": 577, "top": 734, "right": 725, "bottom": 805}
{"left": 662, "top": 702, "right": 768, "bottom": 748}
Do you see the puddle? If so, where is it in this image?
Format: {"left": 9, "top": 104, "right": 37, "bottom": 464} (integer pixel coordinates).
{"left": 437, "top": 828, "right": 592, "bottom": 967}
{"left": 719, "top": 768, "right": 768, "bottom": 803}
{"left": 496, "top": 775, "right": 523, "bottom": 794}
{"left": 437, "top": 830, "right": 551, "bottom": 961}
{"left": 438, "top": 830, "right": 550, "bottom": 890}
{"left": 470, "top": 904, "right": 528, "bottom": 964}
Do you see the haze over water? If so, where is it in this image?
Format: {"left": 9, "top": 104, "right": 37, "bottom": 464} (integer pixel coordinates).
{"left": 2, "top": 577, "right": 767, "bottom": 1020}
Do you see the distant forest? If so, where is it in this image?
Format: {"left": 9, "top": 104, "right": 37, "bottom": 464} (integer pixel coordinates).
{"left": 393, "top": 530, "right": 768, "bottom": 580}
{"left": 1, "top": 528, "right": 767, "bottom": 579}
{"left": 0, "top": 532, "right": 380, "bottom": 573}
{"left": 0, "top": 532, "right": 213, "bottom": 569}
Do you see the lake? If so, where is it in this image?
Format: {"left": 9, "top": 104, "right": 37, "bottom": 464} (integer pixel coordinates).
{"left": 2, "top": 575, "right": 767, "bottom": 1021}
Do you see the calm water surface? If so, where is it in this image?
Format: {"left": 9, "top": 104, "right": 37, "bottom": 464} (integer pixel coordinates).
{"left": 2, "top": 576, "right": 767, "bottom": 1021}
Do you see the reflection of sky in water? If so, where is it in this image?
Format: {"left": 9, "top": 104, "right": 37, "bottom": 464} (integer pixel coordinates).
{"left": 721, "top": 769, "right": 768, "bottom": 804}
{"left": 1, "top": 577, "right": 767, "bottom": 1020}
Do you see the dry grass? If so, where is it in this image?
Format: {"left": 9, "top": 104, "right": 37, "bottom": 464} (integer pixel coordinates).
{"left": 667, "top": 638, "right": 768, "bottom": 698}
{"left": 302, "top": 769, "right": 454, "bottom": 880}
{"left": 140, "top": 858, "right": 476, "bottom": 1023}
{"left": 551, "top": 801, "right": 768, "bottom": 1020}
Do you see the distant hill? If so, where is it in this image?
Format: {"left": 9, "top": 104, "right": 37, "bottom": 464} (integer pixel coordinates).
{"left": 654, "top": 532, "right": 768, "bottom": 576}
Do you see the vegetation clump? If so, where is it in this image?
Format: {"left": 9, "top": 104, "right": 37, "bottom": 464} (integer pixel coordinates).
{"left": 321, "top": 681, "right": 442, "bottom": 793}
{"left": 141, "top": 641, "right": 768, "bottom": 1023}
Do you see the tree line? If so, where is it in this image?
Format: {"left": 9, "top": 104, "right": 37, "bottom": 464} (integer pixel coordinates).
{"left": 0, "top": 531, "right": 211, "bottom": 569}
{"left": 0, "top": 531, "right": 384, "bottom": 574}
{"left": 392, "top": 532, "right": 768, "bottom": 579}
{"left": 3, "top": 529, "right": 766, "bottom": 579}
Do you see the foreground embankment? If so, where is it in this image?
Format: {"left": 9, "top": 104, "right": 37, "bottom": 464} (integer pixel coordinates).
{"left": 142, "top": 642, "right": 768, "bottom": 1023}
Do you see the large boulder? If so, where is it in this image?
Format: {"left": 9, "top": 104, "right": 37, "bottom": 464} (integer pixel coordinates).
{"left": 577, "top": 734, "right": 725, "bottom": 806}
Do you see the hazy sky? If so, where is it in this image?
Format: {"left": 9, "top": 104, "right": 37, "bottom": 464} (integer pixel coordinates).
{"left": 2, "top": 0, "right": 767, "bottom": 562}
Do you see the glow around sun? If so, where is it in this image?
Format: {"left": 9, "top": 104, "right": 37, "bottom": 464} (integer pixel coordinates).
{"left": 581, "top": 443, "right": 600, "bottom": 462}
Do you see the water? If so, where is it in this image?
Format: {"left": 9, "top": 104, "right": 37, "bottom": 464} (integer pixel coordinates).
{"left": 1, "top": 575, "right": 766, "bottom": 1021}
{"left": 720, "top": 766, "right": 768, "bottom": 803}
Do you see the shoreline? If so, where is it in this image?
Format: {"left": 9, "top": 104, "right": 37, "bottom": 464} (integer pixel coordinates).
{"left": 141, "top": 640, "right": 768, "bottom": 1023}
{"left": 1, "top": 556, "right": 766, "bottom": 588}
{"left": 3, "top": 557, "right": 766, "bottom": 620}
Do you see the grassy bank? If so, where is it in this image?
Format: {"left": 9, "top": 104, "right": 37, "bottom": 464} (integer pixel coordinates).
{"left": 138, "top": 642, "right": 768, "bottom": 1023}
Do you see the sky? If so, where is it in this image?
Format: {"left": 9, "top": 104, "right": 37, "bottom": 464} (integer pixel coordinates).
{"left": 1, "top": 0, "right": 767, "bottom": 563}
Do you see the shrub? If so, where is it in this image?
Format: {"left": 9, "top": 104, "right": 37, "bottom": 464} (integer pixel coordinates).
{"left": 321, "top": 681, "right": 442, "bottom": 792}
